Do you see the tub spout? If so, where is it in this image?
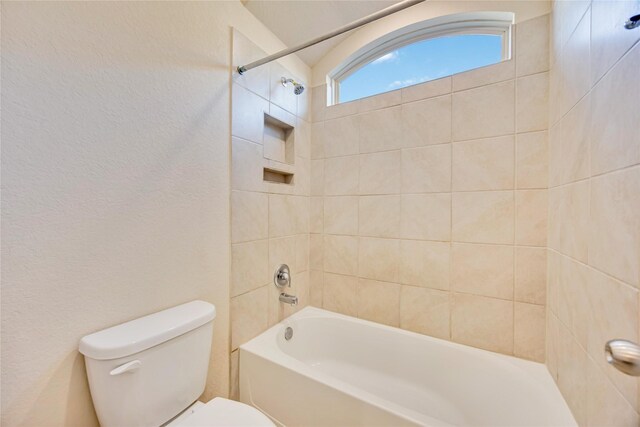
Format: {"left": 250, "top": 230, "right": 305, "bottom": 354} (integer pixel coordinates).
{"left": 279, "top": 293, "right": 298, "bottom": 305}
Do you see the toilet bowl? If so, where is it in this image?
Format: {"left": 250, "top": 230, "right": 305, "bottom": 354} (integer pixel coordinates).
{"left": 79, "top": 301, "right": 273, "bottom": 427}
{"left": 170, "top": 398, "right": 274, "bottom": 427}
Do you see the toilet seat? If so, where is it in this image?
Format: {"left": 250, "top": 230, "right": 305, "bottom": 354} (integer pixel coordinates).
{"left": 176, "top": 398, "right": 275, "bottom": 427}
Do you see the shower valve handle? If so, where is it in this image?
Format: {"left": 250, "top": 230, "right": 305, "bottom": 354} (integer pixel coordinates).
{"left": 274, "top": 264, "right": 291, "bottom": 288}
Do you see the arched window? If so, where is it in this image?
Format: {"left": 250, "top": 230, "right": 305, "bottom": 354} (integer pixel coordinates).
{"left": 329, "top": 12, "right": 514, "bottom": 104}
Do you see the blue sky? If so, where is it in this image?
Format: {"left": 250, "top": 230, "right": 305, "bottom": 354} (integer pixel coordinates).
{"left": 340, "top": 34, "right": 503, "bottom": 103}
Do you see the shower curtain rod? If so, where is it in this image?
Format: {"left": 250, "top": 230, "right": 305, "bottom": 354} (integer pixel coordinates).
{"left": 236, "top": 0, "right": 426, "bottom": 75}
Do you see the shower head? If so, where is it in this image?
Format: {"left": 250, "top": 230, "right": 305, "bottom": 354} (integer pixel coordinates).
{"left": 281, "top": 77, "right": 305, "bottom": 95}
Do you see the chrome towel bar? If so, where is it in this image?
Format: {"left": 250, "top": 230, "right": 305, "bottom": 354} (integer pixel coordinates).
{"left": 605, "top": 339, "right": 640, "bottom": 376}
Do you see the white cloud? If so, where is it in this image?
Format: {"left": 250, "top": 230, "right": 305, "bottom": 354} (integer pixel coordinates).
{"left": 372, "top": 50, "right": 398, "bottom": 64}
{"left": 387, "top": 75, "right": 432, "bottom": 89}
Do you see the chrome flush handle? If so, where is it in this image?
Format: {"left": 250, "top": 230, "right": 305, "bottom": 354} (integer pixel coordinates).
{"left": 605, "top": 339, "right": 640, "bottom": 376}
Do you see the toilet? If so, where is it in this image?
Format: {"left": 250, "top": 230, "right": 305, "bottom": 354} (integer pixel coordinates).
{"left": 79, "top": 301, "right": 274, "bottom": 427}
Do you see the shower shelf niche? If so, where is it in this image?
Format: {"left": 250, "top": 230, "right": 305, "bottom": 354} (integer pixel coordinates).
{"left": 262, "top": 112, "right": 295, "bottom": 185}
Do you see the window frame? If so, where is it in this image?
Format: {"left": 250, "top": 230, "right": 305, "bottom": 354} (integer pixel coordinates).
{"left": 329, "top": 12, "right": 514, "bottom": 105}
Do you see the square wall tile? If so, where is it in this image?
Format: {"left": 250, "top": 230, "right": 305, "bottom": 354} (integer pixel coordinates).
{"left": 590, "top": 0, "right": 640, "bottom": 84}
{"left": 400, "top": 194, "right": 451, "bottom": 241}
{"left": 587, "top": 356, "right": 639, "bottom": 427}
{"left": 359, "top": 150, "right": 401, "bottom": 195}
{"left": 359, "top": 195, "right": 401, "bottom": 238}
{"left": 358, "top": 90, "right": 402, "bottom": 113}
{"left": 557, "top": 254, "right": 590, "bottom": 348}
{"left": 515, "top": 189, "right": 548, "bottom": 247}
{"left": 324, "top": 155, "right": 359, "bottom": 195}
{"left": 324, "top": 196, "right": 358, "bottom": 235}
{"left": 295, "top": 234, "right": 310, "bottom": 273}
{"left": 550, "top": 94, "right": 590, "bottom": 187}
{"left": 359, "top": 106, "right": 403, "bottom": 153}
{"left": 232, "top": 84, "right": 268, "bottom": 144}
{"left": 296, "top": 118, "right": 311, "bottom": 160}
{"left": 358, "top": 237, "right": 400, "bottom": 282}
{"left": 311, "top": 122, "right": 325, "bottom": 159}
{"left": 514, "top": 302, "right": 546, "bottom": 362}
{"left": 560, "top": 8, "right": 590, "bottom": 116}
{"left": 311, "top": 159, "right": 324, "bottom": 196}
{"left": 399, "top": 240, "right": 450, "bottom": 290}
{"left": 548, "top": 181, "right": 589, "bottom": 262}
{"left": 452, "top": 60, "right": 515, "bottom": 92}
{"left": 516, "top": 72, "right": 549, "bottom": 133}
{"left": 323, "top": 115, "right": 359, "bottom": 158}
{"left": 325, "top": 99, "right": 359, "bottom": 120}
{"left": 323, "top": 235, "right": 358, "bottom": 276}
{"left": 452, "top": 80, "right": 515, "bottom": 142}
{"left": 452, "top": 135, "right": 514, "bottom": 191}
{"left": 557, "top": 323, "right": 588, "bottom": 426}
{"left": 310, "top": 84, "right": 326, "bottom": 123}
{"left": 232, "top": 30, "right": 270, "bottom": 99}
{"left": 401, "top": 76, "right": 451, "bottom": 103}
{"left": 590, "top": 42, "right": 640, "bottom": 175}
{"left": 232, "top": 137, "right": 266, "bottom": 193}
{"left": 231, "top": 191, "right": 268, "bottom": 243}
{"left": 269, "top": 195, "right": 308, "bottom": 237}
{"left": 587, "top": 268, "right": 639, "bottom": 411}
{"left": 451, "top": 293, "right": 514, "bottom": 354}
{"left": 401, "top": 95, "right": 451, "bottom": 147}
{"left": 401, "top": 145, "right": 451, "bottom": 193}
{"left": 516, "top": 131, "right": 548, "bottom": 189}
{"left": 546, "top": 311, "right": 559, "bottom": 380}
{"left": 323, "top": 273, "right": 358, "bottom": 317}
{"left": 516, "top": 14, "right": 550, "bottom": 76}
{"left": 310, "top": 197, "right": 323, "bottom": 233}
{"left": 309, "top": 269, "right": 323, "bottom": 307}
{"left": 451, "top": 243, "right": 514, "bottom": 300}
{"left": 400, "top": 286, "right": 450, "bottom": 339}
{"left": 231, "top": 286, "right": 268, "bottom": 350}
{"left": 231, "top": 240, "right": 269, "bottom": 297}
{"left": 589, "top": 167, "right": 640, "bottom": 288}
{"left": 269, "top": 236, "right": 296, "bottom": 274}
{"left": 452, "top": 191, "right": 514, "bottom": 244}
{"left": 309, "top": 234, "right": 323, "bottom": 270}
{"left": 515, "top": 247, "right": 547, "bottom": 305}
{"left": 357, "top": 278, "right": 401, "bottom": 327}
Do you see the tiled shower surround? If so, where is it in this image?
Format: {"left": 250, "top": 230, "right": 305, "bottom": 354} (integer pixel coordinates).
{"left": 230, "top": 7, "right": 640, "bottom": 425}
{"left": 309, "top": 14, "right": 550, "bottom": 362}
{"left": 546, "top": 1, "right": 640, "bottom": 425}
{"left": 229, "top": 30, "right": 312, "bottom": 399}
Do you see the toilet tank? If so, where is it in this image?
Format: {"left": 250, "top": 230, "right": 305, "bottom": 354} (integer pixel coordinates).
{"left": 79, "top": 301, "right": 216, "bottom": 427}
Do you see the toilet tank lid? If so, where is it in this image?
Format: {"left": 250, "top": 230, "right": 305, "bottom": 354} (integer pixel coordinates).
{"left": 79, "top": 301, "right": 216, "bottom": 360}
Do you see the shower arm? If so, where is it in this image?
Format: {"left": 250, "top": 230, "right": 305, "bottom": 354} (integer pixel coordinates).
{"left": 236, "top": 0, "right": 426, "bottom": 75}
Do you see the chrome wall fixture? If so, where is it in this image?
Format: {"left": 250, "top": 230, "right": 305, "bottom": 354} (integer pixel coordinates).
{"left": 624, "top": 14, "right": 640, "bottom": 30}
{"left": 236, "top": 0, "right": 426, "bottom": 75}
{"left": 274, "top": 264, "right": 298, "bottom": 305}
{"left": 281, "top": 77, "right": 305, "bottom": 95}
{"left": 605, "top": 339, "right": 640, "bottom": 376}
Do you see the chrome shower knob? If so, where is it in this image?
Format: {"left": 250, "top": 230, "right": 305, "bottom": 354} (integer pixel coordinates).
{"left": 274, "top": 264, "right": 291, "bottom": 288}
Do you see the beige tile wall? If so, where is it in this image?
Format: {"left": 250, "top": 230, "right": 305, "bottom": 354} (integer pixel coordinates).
{"left": 308, "top": 15, "right": 550, "bottom": 362}
{"left": 229, "top": 30, "right": 312, "bottom": 399}
{"left": 547, "top": 1, "right": 640, "bottom": 425}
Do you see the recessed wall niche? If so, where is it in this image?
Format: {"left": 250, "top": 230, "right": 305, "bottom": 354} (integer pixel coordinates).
{"left": 262, "top": 112, "right": 295, "bottom": 184}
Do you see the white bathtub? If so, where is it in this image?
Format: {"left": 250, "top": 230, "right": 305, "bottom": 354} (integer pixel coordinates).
{"left": 240, "top": 307, "right": 576, "bottom": 427}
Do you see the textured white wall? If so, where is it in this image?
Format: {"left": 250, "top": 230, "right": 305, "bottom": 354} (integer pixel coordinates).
{"left": 0, "top": 2, "right": 308, "bottom": 426}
